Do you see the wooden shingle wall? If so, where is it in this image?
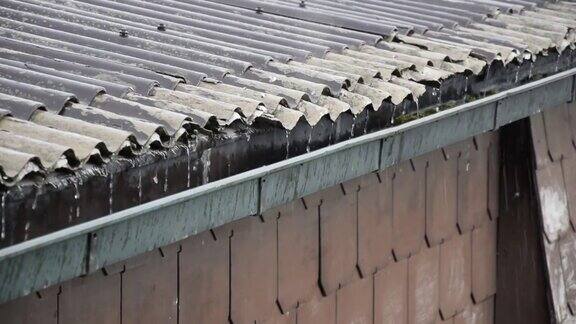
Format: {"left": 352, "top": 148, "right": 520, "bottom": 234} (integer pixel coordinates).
{"left": 0, "top": 132, "right": 500, "bottom": 324}
{"left": 530, "top": 103, "right": 576, "bottom": 324}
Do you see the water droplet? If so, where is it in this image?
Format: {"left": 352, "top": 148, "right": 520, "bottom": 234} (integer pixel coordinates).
{"left": 72, "top": 179, "right": 80, "bottom": 218}
{"left": 164, "top": 168, "right": 169, "bottom": 192}
{"left": 285, "top": 130, "right": 291, "bottom": 158}
{"left": 109, "top": 173, "right": 114, "bottom": 214}
{"left": 201, "top": 149, "right": 212, "bottom": 184}
{"left": 1, "top": 193, "right": 5, "bottom": 240}
{"left": 31, "top": 187, "right": 40, "bottom": 211}
{"left": 24, "top": 221, "right": 30, "bottom": 241}
{"left": 138, "top": 169, "right": 142, "bottom": 202}
{"left": 186, "top": 146, "right": 191, "bottom": 188}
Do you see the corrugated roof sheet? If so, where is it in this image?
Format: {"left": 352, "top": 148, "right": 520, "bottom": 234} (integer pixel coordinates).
{"left": 0, "top": 0, "right": 575, "bottom": 185}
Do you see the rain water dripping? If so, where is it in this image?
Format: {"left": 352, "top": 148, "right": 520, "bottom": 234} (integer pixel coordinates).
{"left": 529, "top": 61, "right": 534, "bottom": 79}
{"left": 186, "top": 145, "right": 191, "bottom": 188}
{"left": 1, "top": 193, "right": 5, "bottom": 240}
{"left": 24, "top": 221, "right": 30, "bottom": 241}
{"left": 351, "top": 115, "right": 357, "bottom": 137}
{"left": 31, "top": 185, "right": 40, "bottom": 211}
{"left": 72, "top": 179, "right": 80, "bottom": 219}
{"left": 109, "top": 173, "right": 114, "bottom": 214}
{"left": 285, "top": 130, "right": 290, "bottom": 158}
{"left": 555, "top": 54, "right": 561, "bottom": 72}
{"left": 306, "top": 131, "right": 312, "bottom": 153}
{"left": 164, "top": 167, "right": 169, "bottom": 193}
{"left": 363, "top": 113, "right": 369, "bottom": 135}
{"left": 201, "top": 148, "right": 211, "bottom": 184}
{"left": 514, "top": 65, "right": 520, "bottom": 84}
{"left": 138, "top": 169, "right": 142, "bottom": 202}
{"left": 464, "top": 76, "right": 469, "bottom": 95}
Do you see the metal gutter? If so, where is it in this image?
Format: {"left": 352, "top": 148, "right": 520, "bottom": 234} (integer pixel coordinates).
{"left": 1, "top": 67, "right": 575, "bottom": 304}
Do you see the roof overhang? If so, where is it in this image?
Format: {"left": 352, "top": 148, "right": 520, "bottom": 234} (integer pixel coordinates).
{"left": 0, "top": 67, "right": 575, "bottom": 304}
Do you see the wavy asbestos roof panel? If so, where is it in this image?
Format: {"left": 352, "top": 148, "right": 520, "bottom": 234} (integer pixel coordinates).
{"left": 0, "top": 0, "right": 575, "bottom": 186}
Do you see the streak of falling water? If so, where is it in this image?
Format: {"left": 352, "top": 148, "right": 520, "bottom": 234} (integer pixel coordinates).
{"left": 138, "top": 169, "right": 142, "bottom": 202}
{"left": 464, "top": 76, "right": 469, "bottom": 95}
{"left": 363, "top": 113, "right": 369, "bottom": 135}
{"left": 514, "top": 66, "right": 520, "bottom": 84}
{"left": 72, "top": 179, "right": 80, "bottom": 218}
{"left": 351, "top": 115, "right": 356, "bottom": 137}
{"left": 164, "top": 167, "right": 169, "bottom": 193}
{"left": 24, "top": 222, "right": 29, "bottom": 241}
{"left": 201, "top": 148, "right": 211, "bottom": 184}
{"left": 109, "top": 173, "right": 114, "bottom": 214}
{"left": 285, "top": 130, "right": 290, "bottom": 159}
{"left": 555, "top": 54, "right": 561, "bottom": 72}
{"left": 1, "top": 193, "right": 5, "bottom": 240}
{"left": 31, "top": 186, "right": 40, "bottom": 211}
{"left": 186, "top": 146, "right": 191, "bottom": 188}
{"left": 306, "top": 130, "right": 312, "bottom": 153}
{"left": 529, "top": 61, "right": 534, "bottom": 79}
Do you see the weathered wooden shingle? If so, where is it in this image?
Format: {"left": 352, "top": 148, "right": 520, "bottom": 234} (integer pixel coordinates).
{"left": 439, "top": 232, "right": 472, "bottom": 320}
{"left": 179, "top": 229, "right": 230, "bottom": 324}
{"left": 357, "top": 171, "right": 393, "bottom": 276}
{"left": 230, "top": 214, "right": 278, "bottom": 324}
{"left": 392, "top": 158, "right": 426, "bottom": 260}
{"left": 277, "top": 199, "right": 319, "bottom": 312}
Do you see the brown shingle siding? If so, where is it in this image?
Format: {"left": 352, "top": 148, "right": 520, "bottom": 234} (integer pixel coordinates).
{"left": 277, "top": 199, "right": 319, "bottom": 313}
{"left": 230, "top": 213, "right": 278, "bottom": 324}
{"left": 392, "top": 158, "right": 426, "bottom": 260}
{"left": 454, "top": 297, "right": 494, "bottom": 324}
{"left": 297, "top": 293, "right": 336, "bottom": 324}
{"left": 408, "top": 244, "right": 440, "bottom": 324}
{"left": 179, "top": 229, "right": 229, "bottom": 324}
{"left": 0, "top": 286, "right": 58, "bottom": 324}
{"left": 357, "top": 171, "right": 393, "bottom": 277}
{"left": 59, "top": 270, "right": 121, "bottom": 324}
{"left": 425, "top": 148, "right": 458, "bottom": 247}
{"left": 408, "top": 246, "right": 440, "bottom": 324}
{"left": 457, "top": 139, "right": 489, "bottom": 233}
{"left": 121, "top": 247, "right": 178, "bottom": 324}
{"left": 471, "top": 220, "right": 497, "bottom": 304}
{"left": 374, "top": 258, "right": 409, "bottom": 324}
{"left": 318, "top": 185, "right": 358, "bottom": 295}
{"left": 439, "top": 232, "right": 472, "bottom": 320}
{"left": 336, "top": 275, "right": 373, "bottom": 324}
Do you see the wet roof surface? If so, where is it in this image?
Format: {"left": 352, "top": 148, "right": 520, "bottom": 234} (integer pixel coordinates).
{"left": 0, "top": 0, "right": 575, "bottom": 186}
